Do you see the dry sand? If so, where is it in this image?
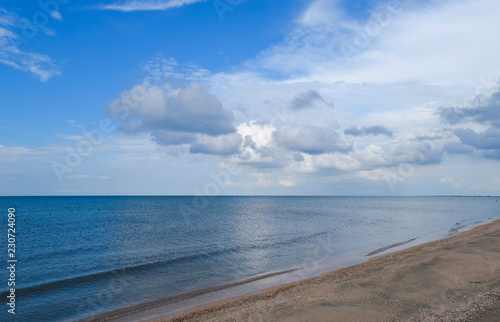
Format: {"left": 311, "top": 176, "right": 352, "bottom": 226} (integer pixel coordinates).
{"left": 150, "top": 219, "right": 500, "bottom": 322}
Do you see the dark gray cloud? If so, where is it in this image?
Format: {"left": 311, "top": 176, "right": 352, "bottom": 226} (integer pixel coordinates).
{"left": 290, "top": 90, "right": 331, "bottom": 110}
{"left": 274, "top": 125, "right": 351, "bottom": 155}
{"left": 152, "top": 130, "right": 196, "bottom": 146}
{"left": 390, "top": 141, "right": 443, "bottom": 166}
{"left": 454, "top": 128, "right": 500, "bottom": 150}
{"left": 240, "top": 162, "right": 285, "bottom": 169}
{"left": 364, "top": 125, "right": 393, "bottom": 137}
{"left": 442, "top": 142, "right": 473, "bottom": 155}
{"left": 343, "top": 127, "right": 363, "bottom": 136}
{"left": 437, "top": 88, "right": 500, "bottom": 161}
{"left": 447, "top": 127, "right": 500, "bottom": 160}
{"left": 484, "top": 150, "right": 500, "bottom": 160}
{"left": 438, "top": 89, "right": 500, "bottom": 127}
{"left": 344, "top": 125, "right": 393, "bottom": 137}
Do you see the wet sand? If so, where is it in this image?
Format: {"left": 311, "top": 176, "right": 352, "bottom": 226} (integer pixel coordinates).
{"left": 152, "top": 219, "right": 500, "bottom": 321}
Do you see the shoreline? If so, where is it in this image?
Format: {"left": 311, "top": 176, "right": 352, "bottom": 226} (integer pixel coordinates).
{"left": 84, "top": 218, "right": 500, "bottom": 322}
{"left": 150, "top": 219, "right": 500, "bottom": 321}
{"left": 79, "top": 269, "right": 298, "bottom": 322}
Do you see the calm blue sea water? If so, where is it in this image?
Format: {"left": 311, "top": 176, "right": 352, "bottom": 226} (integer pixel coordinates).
{"left": 0, "top": 196, "right": 498, "bottom": 321}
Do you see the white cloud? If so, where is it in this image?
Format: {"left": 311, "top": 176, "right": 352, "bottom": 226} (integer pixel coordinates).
{"left": 0, "top": 9, "right": 61, "bottom": 81}
{"left": 190, "top": 133, "right": 243, "bottom": 155}
{"left": 309, "top": 0, "right": 497, "bottom": 86}
{"left": 440, "top": 177, "right": 465, "bottom": 189}
{"left": 0, "top": 145, "right": 46, "bottom": 161}
{"left": 97, "top": 0, "right": 208, "bottom": 12}
{"left": 357, "top": 168, "right": 391, "bottom": 182}
{"left": 63, "top": 175, "right": 111, "bottom": 180}
{"left": 253, "top": 173, "right": 273, "bottom": 186}
{"left": 274, "top": 124, "right": 351, "bottom": 155}
{"left": 74, "top": 0, "right": 500, "bottom": 194}
{"left": 237, "top": 121, "right": 274, "bottom": 148}
{"left": 225, "top": 0, "right": 499, "bottom": 97}
{"left": 50, "top": 11, "right": 63, "bottom": 21}
{"left": 193, "top": 0, "right": 500, "bottom": 183}
{"left": 278, "top": 179, "right": 295, "bottom": 187}
{"left": 105, "top": 82, "right": 237, "bottom": 151}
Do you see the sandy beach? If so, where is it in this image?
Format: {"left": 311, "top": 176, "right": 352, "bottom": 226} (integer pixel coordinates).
{"left": 150, "top": 219, "right": 500, "bottom": 321}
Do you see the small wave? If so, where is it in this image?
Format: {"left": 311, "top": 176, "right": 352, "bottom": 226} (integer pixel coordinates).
{"left": 0, "top": 230, "right": 334, "bottom": 298}
{"left": 447, "top": 219, "right": 491, "bottom": 236}
{"left": 365, "top": 238, "right": 417, "bottom": 256}
{"left": 77, "top": 268, "right": 297, "bottom": 322}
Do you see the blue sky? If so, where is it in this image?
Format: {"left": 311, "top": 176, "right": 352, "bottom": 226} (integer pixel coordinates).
{"left": 1, "top": 0, "right": 500, "bottom": 196}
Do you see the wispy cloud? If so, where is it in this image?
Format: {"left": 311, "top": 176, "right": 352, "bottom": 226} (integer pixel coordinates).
{"left": 97, "top": 0, "right": 208, "bottom": 12}
{"left": 0, "top": 8, "right": 61, "bottom": 81}
{"left": 63, "top": 175, "right": 111, "bottom": 180}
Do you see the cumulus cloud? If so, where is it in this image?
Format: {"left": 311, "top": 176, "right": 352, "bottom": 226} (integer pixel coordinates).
{"left": 344, "top": 125, "right": 393, "bottom": 137}
{"left": 289, "top": 90, "right": 332, "bottom": 110}
{"left": 106, "top": 83, "right": 237, "bottom": 149}
{"left": 105, "top": 81, "right": 243, "bottom": 155}
{"left": 102, "top": 0, "right": 500, "bottom": 190}
{"left": 232, "top": 121, "right": 287, "bottom": 166}
{"left": 152, "top": 130, "right": 196, "bottom": 146}
{"left": 237, "top": 121, "right": 274, "bottom": 147}
{"left": 442, "top": 142, "right": 473, "bottom": 155}
{"left": 438, "top": 88, "right": 500, "bottom": 160}
{"left": 274, "top": 125, "right": 351, "bottom": 155}
{"left": 452, "top": 128, "right": 500, "bottom": 160}
{"left": 438, "top": 88, "right": 500, "bottom": 127}
{"left": 190, "top": 133, "right": 243, "bottom": 155}
{"left": 226, "top": 119, "right": 443, "bottom": 179}
{"left": 454, "top": 128, "right": 500, "bottom": 150}
{"left": 310, "top": 138, "right": 443, "bottom": 177}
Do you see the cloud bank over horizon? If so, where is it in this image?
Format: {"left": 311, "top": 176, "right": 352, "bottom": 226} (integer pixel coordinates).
{"left": 1, "top": 0, "right": 500, "bottom": 195}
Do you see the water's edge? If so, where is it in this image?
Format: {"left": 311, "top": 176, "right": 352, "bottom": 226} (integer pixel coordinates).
{"left": 80, "top": 217, "right": 499, "bottom": 322}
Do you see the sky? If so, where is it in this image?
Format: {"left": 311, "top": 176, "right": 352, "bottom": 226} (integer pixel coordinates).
{"left": 0, "top": 0, "right": 499, "bottom": 196}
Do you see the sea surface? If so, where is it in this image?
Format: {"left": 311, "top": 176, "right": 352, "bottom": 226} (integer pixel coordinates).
{"left": 0, "top": 196, "right": 499, "bottom": 321}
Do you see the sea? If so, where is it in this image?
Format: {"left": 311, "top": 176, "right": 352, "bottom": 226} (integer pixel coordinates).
{"left": 0, "top": 196, "right": 499, "bottom": 321}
